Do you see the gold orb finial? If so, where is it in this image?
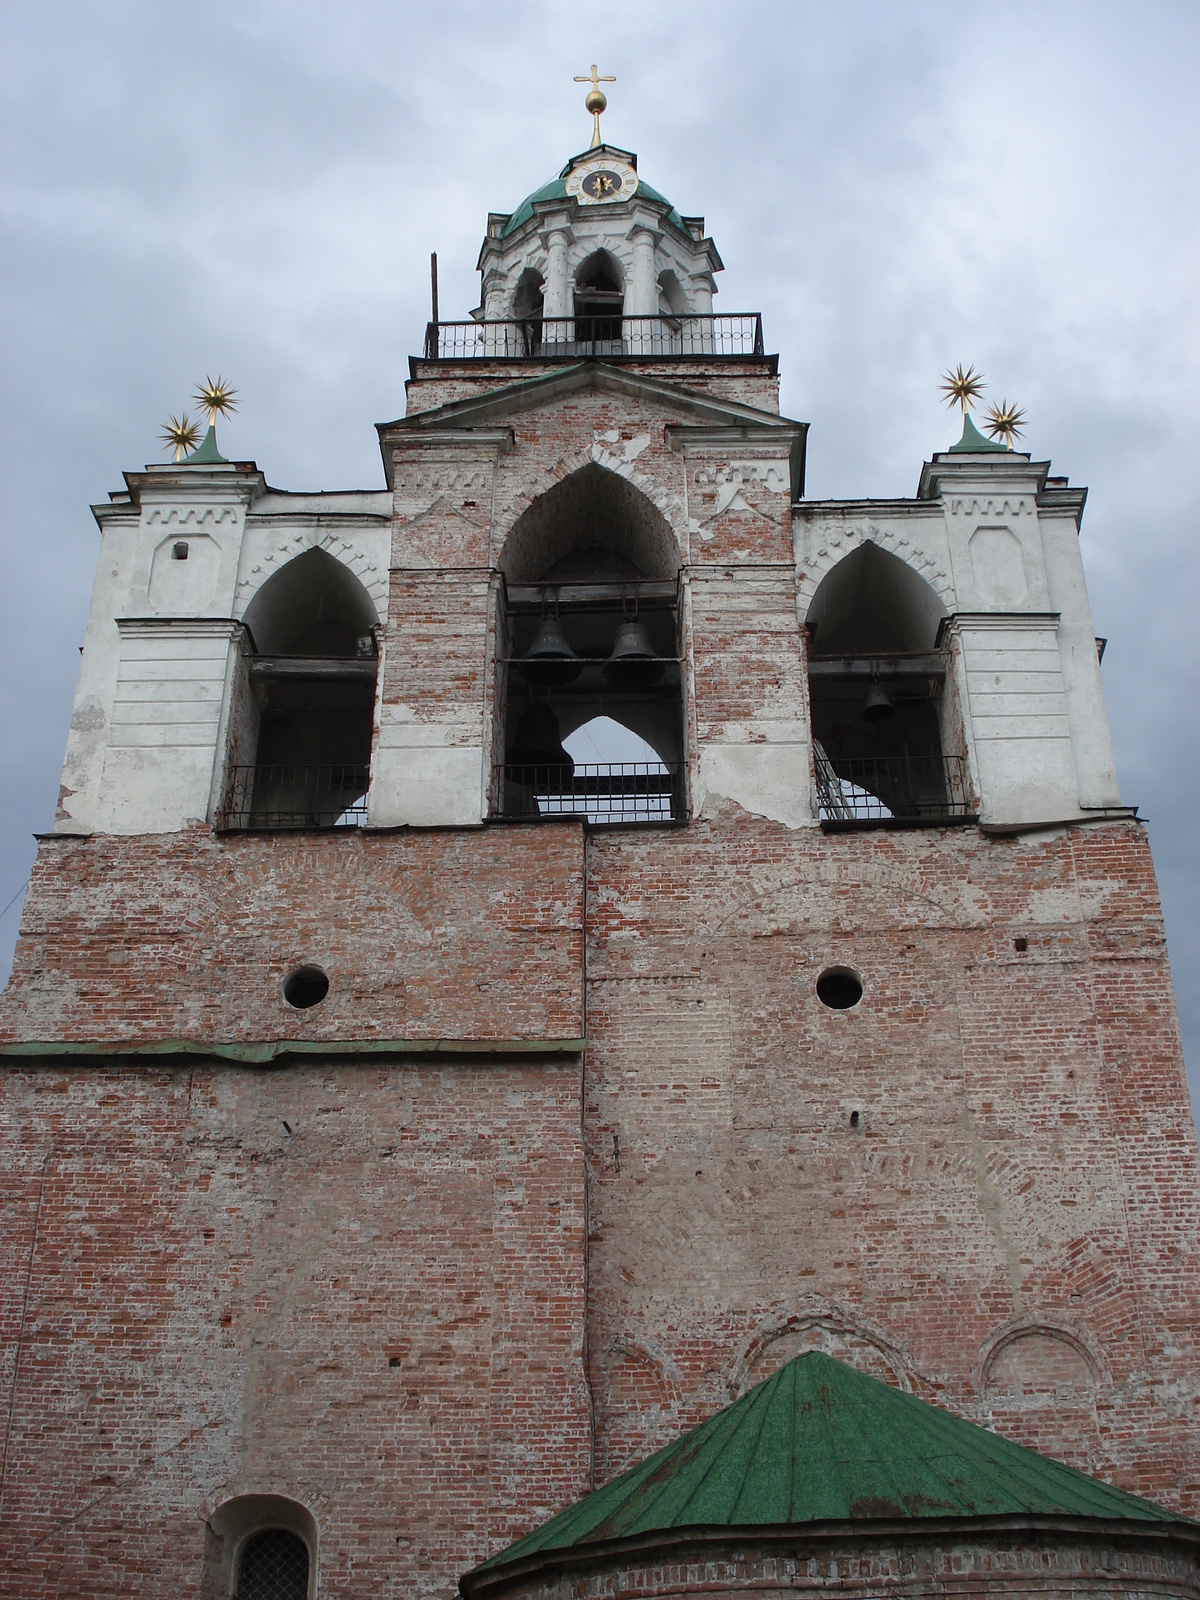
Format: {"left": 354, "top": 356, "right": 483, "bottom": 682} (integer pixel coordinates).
{"left": 160, "top": 411, "right": 201, "bottom": 462}
{"left": 984, "top": 398, "right": 1027, "bottom": 448}
{"left": 574, "top": 63, "right": 616, "bottom": 149}
{"left": 938, "top": 362, "right": 986, "bottom": 416}
{"left": 193, "top": 373, "right": 239, "bottom": 428}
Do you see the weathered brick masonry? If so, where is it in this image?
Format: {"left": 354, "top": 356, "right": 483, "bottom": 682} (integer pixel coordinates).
{"left": 1, "top": 814, "right": 1196, "bottom": 1596}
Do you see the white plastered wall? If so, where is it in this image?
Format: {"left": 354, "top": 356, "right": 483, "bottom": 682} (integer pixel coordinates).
{"left": 60, "top": 474, "right": 391, "bottom": 836}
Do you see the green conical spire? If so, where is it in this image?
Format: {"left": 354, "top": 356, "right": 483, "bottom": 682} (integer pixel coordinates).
{"left": 183, "top": 424, "right": 229, "bottom": 465}
{"left": 950, "top": 411, "right": 1008, "bottom": 453}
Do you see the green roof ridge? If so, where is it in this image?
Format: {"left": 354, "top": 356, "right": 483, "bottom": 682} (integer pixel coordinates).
{"left": 478, "top": 1351, "right": 1186, "bottom": 1574}
{"left": 949, "top": 411, "right": 1009, "bottom": 453}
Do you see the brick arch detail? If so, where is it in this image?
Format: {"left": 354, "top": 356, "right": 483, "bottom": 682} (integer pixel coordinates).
{"left": 727, "top": 1300, "right": 915, "bottom": 1399}
{"left": 234, "top": 530, "right": 388, "bottom": 621}
{"left": 602, "top": 1333, "right": 685, "bottom": 1408}
{"left": 976, "top": 1315, "right": 1109, "bottom": 1396}
{"left": 796, "top": 523, "right": 956, "bottom": 616}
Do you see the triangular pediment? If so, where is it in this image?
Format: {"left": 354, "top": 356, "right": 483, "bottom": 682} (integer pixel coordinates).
{"left": 377, "top": 362, "right": 807, "bottom": 488}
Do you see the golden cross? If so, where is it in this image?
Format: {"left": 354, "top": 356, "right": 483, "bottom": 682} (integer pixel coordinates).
{"left": 574, "top": 63, "right": 616, "bottom": 148}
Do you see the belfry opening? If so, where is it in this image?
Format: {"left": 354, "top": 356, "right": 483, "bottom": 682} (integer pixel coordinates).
{"left": 494, "top": 464, "right": 684, "bottom": 823}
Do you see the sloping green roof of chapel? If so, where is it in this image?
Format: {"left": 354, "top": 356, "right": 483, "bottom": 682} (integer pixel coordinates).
{"left": 499, "top": 161, "right": 691, "bottom": 240}
{"left": 475, "top": 1352, "right": 1184, "bottom": 1576}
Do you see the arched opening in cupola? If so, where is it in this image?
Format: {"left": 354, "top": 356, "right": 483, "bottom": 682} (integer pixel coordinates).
{"left": 493, "top": 464, "right": 685, "bottom": 824}
{"left": 512, "top": 267, "right": 545, "bottom": 354}
{"left": 805, "top": 543, "right": 972, "bottom": 824}
{"left": 216, "top": 547, "right": 379, "bottom": 829}
{"left": 574, "top": 250, "right": 625, "bottom": 351}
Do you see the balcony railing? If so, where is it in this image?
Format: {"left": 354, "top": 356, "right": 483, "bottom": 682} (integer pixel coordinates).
{"left": 814, "top": 750, "right": 974, "bottom": 826}
{"left": 496, "top": 761, "right": 683, "bottom": 824}
{"left": 216, "top": 763, "right": 370, "bottom": 831}
{"left": 425, "top": 314, "right": 765, "bottom": 361}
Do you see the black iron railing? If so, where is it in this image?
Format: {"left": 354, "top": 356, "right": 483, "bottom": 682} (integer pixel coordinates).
{"left": 216, "top": 763, "right": 370, "bottom": 830}
{"left": 814, "top": 751, "right": 973, "bottom": 826}
{"left": 425, "top": 314, "right": 765, "bottom": 361}
{"left": 496, "top": 761, "right": 683, "bottom": 824}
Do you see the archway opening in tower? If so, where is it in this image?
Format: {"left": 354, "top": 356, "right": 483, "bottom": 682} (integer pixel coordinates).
{"left": 217, "top": 547, "right": 379, "bottom": 829}
{"left": 494, "top": 464, "right": 685, "bottom": 824}
{"left": 574, "top": 250, "right": 625, "bottom": 352}
{"left": 805, "top": 543, "right": 971, "bottom": 824}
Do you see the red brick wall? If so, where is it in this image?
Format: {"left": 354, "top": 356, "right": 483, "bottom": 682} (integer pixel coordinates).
{"left": 1, "top": 816, "right": 1197, "bottom": 1597}
{"left": 0, "top": 1057, "right": 590, "bottom": 1598}
{"left": 0, "top": 827, "right": 584, "bottom": 1048}
{"left": 582, "top": 816, "right": 1200, "bottom": 1511}
{"left": 404, "top": 361, "right": 780, "bottom": 418}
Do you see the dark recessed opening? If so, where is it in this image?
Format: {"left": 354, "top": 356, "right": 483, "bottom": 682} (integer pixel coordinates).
{"left": 817, "top": 967, "right": 863, "bottom": 1010}
{"left": 283, "top": 964, "right": 329, "bottom": 1009}
{"left": 1014, "top": 937, "right": 1028, "bottom": 952}
{"left": 849, "top": 1110, "right": 861, "bottom": 1128}
{"left": 172, "top": 540, "right": 189, "bottom": 560}
{"left": 388, "top": 1356, "right": 401, "bottom": 1368}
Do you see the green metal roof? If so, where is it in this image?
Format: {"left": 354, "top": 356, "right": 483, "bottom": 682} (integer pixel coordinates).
{"left": 477, "top": 1351, "right": 1183, "bottom": 1575}
{"left": 949, "top": 412, "right": 1009, "bottom": 453}
{"left": 498, "top": 159, "right": 691, "bottom": 241}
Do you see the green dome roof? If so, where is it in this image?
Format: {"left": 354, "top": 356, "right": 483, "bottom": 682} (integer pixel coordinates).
{"left": 498, "top": 155, "right": 692, "bottom": 241}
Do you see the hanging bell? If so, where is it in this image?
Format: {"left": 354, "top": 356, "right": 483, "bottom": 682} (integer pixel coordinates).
{"left": 518, "top": 616, "right": 582, "bottom": 686}
{"left": 603, "top": 620, "right": 664, "bottom": 690}
{"left": 861, "top": 681, "right": 895, "bottom": 722}
{"left": 504, "top": 702, "right": 575, "bottom": 781}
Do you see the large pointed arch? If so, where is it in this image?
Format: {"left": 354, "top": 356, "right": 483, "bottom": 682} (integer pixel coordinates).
{"left": 499, "top": 462, "right": 681, "bottom": 583}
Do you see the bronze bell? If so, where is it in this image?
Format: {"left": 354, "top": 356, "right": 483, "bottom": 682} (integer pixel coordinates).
{"left": 861, "top": 682, "right": 895, "bottom": 722}
{"left": 504, "top": 703, "right": 575, "bottom": 781}
{"left": 603, "top": 620, "right": 664, "bottom": 690}
{"left": 519, "top": 617, "right": 581, "bottom": 686}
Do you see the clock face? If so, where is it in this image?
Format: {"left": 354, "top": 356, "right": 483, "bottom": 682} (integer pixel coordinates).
{"left": 566, "top": 157, "right": 638, "bottom": 206}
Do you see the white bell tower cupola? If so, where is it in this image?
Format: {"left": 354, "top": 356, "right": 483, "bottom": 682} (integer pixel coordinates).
{"left": 475, "top": 70, "right": 723, "bottom": 327}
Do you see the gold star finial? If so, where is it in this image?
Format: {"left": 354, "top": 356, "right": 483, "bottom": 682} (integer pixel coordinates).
{"left": 193, "top": 373, "right": 239, "bottom": 428}
{"left": 939, "top": 362, "right": 986, "bottom": 416}
{"left": 984, "top": 398, "right": 1027, "bottom": 448}
{"left": 160, "top": 411, "right": 201, "bottom": 462}
{"left": 574, "top": 63, "right": 616, "bottom": 148}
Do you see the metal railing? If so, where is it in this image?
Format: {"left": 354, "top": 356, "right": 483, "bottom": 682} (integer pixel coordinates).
{"left": 216, "top": 763, "right": 370, "bottom": 831}
{"left": 425, "top": 314, "right": 765, "bottom": 361}
{"left": 496, "top": 761, "right": 683, "bottom": 824}
{"left": 814, "top": 750, "right": 973, "bottom": 826}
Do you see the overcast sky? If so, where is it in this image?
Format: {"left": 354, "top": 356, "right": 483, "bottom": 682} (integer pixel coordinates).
{"left": 2, "top": 0, "right": 1197, "bottom": 1124}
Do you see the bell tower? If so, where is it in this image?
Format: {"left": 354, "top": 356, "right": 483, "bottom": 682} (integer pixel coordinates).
{"left": 1, "top": 78, "right": 1197, "bottom": 1600}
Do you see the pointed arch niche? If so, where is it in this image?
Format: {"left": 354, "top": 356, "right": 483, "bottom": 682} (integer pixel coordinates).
{"left": 805, "top": 543, "right": 973, "bottom": 825}
{"left": 493, "top": 464, "right": 685, "bottom": 824}
{"left": 215, "top": 547, "right": 380, "bottom": 829}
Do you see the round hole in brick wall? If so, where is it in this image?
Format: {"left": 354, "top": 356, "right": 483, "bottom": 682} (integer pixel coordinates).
{"left": 283, "top": 965, "right": 329, "bottom": 1009}
{"left": 816, "top": 967, "right": 863, "bottom": 1010}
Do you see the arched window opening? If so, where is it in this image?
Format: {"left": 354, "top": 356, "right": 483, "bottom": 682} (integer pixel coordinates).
{"left": 494, "top": 466, "right": 685, "bottom": 825}
{"left": 806, "top": 544, "right": 971, "bottom": 825}
{"left": 236, "top": 1528, "right": 310, "bottom": 1600}
{"left": 206, "top": 1494, "right": 316, "bottom": 1600}
{"left": 574, "top": 251, "right": 624, "bottom": 352}
{"left": 513, "top": 268, "right": 545, "bottom": 355}
{"left": 218, "top": 547, "right": 379, "bottom": 830}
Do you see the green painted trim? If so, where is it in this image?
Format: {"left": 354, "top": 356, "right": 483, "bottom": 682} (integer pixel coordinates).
{"left": 0, "top": 1037, "right": 587, "bottom": 1064}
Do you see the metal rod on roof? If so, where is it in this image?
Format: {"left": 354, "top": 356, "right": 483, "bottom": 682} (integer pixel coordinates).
{"left": 430, "top": 252, "right": 439, "bottom": 329}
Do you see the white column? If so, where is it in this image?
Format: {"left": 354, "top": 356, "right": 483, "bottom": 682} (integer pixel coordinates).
{"left": 628, "top": 231, "right": 658, "bottom": 316}
{"left": 543, "top": 230, "right": 571, "bottom": 332}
